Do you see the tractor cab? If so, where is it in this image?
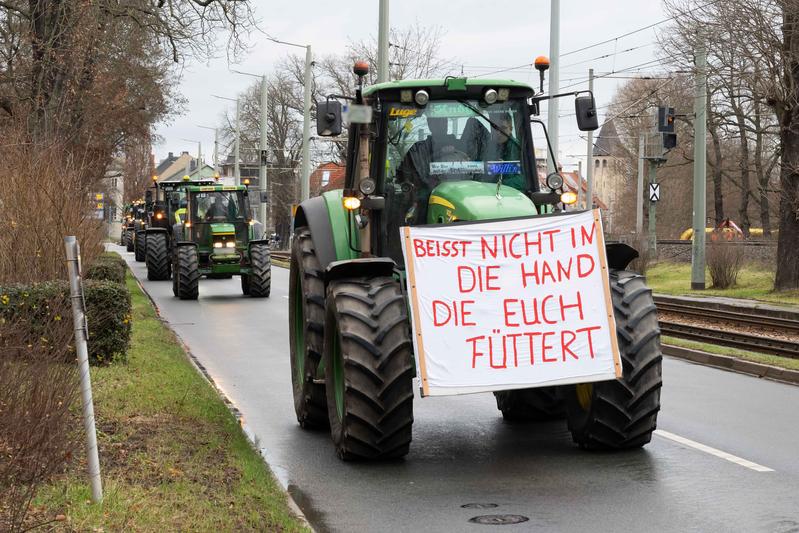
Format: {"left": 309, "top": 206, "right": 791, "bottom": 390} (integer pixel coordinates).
{"left": 313, "top": 69, "right": 599, "bottom": 265}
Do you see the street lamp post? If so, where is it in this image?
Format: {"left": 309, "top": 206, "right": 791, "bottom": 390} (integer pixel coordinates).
{"left": 197, "top": 124, "right": 219, "bottom": 175}
{"left": 212, "top": 94, "right": 241, "bottom": 185}
{"left": 180, "top": 138, "right": 202, "bottom": 177}
{"left": 265, "top": 37, "right": 313, "bottom": 203}
{"left": 231, "top": 69, "right": 270, "bottom": 227}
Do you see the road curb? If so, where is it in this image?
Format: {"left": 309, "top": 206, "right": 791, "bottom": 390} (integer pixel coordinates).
{"left": 663, "top": 344, "right": 799, "bottom": 386}
{"left": 125, "top": 263, "right": 315, "bottom": 531}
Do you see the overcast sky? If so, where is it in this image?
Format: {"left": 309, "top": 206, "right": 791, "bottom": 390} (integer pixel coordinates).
{"left": 154, "top": 0, "right": 667, "bottom": 171}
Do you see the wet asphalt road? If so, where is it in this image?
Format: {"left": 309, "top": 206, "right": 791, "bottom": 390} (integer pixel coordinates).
{"left": 112, "top": 244, "right": 799, "bottom": 532}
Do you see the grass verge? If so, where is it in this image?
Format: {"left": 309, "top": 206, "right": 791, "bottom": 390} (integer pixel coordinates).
{"left": 663, "top": 335, "right": 799, "bottom": 372}
{"left": 647, "top": 262, "right": 799, "bottom": 306}
{"left": 34, "top": 272, "right": 308, "bottom": 531}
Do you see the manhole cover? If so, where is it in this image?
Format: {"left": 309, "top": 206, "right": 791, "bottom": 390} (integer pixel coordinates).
{"left": 461, "top": 503, "right": 499, "bottom": 509}
{"left": 469, "top": 514, "right": 529, "bottom": 525}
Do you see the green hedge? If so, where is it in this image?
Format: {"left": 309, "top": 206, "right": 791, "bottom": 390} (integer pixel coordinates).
{"left": 0, "top": 279, "right": 132, "bottom": 365}
{"left": 85, "top": 252, "right": 127, "bottom": 284}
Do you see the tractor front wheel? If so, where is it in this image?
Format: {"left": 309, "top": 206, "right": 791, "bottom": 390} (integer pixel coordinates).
{"left": 134, "top": 230, "right": 146, "bottom": 262}
{"left": 146, "top": 232, "right": 171, "bottom": 281}
{"left": 247, "top": 243, "right": 271, "bottom": 298}
{"left": 564, "top": 269, "right": 662, "bottom": 450}
{"left": 175, "top": 245, "right": 200, "bottom": 300}
{"left": 494, "top": 387, "right": 564, "bottom": 422}
{"left": 288, "top": 227, "right": 328, "bottom": 428}
{"left": 324, "top": 276, "right": 414, "bottom": 460}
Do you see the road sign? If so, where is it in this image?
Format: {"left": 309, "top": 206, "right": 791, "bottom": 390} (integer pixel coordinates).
{"left": 649, "top": 183, "right": 660, "bottom": 202}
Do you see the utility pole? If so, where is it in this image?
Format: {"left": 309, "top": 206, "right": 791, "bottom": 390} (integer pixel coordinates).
{"left": 584, "top": 67, "right": 594, "bottom": 209}
{"left": 234, "top": 98, "right": 241, "bottom": 186}
{"left": 198, "top": 125, "right": 219, "bottom": 173}
{"left": 648, "top": 161, "right": 658, "bottom": 255}
{"left": 300, "top": 45, "right": 313, "bottom": 202}
{"left": 377, "top": 0, "right": 390, "bottom": 83}
{"left": 546, "top": 0, "right": 560, "bottom": 173}
{"left": 691, "top": 43, "right": 708, "bottom": 290}
{"left": 636, "top": 134, "right": 645, "bottom": 234}
{"left": 260, "top": 75, "right": 269, "bottom": 227}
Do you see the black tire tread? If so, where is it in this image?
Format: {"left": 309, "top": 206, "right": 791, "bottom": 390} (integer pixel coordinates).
{"left": 565, "top": 269, "right": 662, "bottom": 450}
{"left": 146, "top": 232, "right": 171, "bottom": 281}
{"left": 325, "top": 276, "right": 414, "bottom": 461}
{"left": 134, "top": 230, "right": 146, "bottom": 262}
{"left": 289, "top": 227, "right": 328, "bottom": 428}
{"left": 176, "top": 246, "right": 199, "bottom": 300}
{"left": 248, "top": 243, "right": 271, "bottom": 297}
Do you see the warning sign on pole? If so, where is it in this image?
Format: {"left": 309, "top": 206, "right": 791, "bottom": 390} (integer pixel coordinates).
{"left": 649, "top": 183, "right": 660, "bottom": 202}
{"left": 401, "top": 209, "right": 621, "bottom": 397}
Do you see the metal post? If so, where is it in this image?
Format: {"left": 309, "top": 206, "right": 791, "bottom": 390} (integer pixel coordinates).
{"left": 691, "top": 43, "right": 708, "bottom": 290}
{"left": 546, "top": 0, "right": 560, "bottom": 173}
{"left": 585, "top": 68, "right": 594, "bottom": 210}
{"left": 260, "top": 75, "right": 269, "bottom": 227}
{"left": 197, "top": 142, "right": 202, "bottom": 169}
{"left": 234, "top": 99, "right": 241, "bottom": 186}
{"left": 636, "top": 134, "right": 645, "bottom": 234}
{"left": 214, "top": 129, "right": 219, "bottom": 173}
{"left": 63, "top": 237, "right": 102, "bottom": 504}
{"left": 378, "top": 0, "right": 390, "bottom": 83}
{"left": 648, "top": 161, "right": 658, "bottom": 256}
{"left": 300, "top": 45, "right": 313, "bottom": 202}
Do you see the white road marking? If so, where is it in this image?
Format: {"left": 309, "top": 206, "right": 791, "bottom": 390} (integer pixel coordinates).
{"left": 654, "top": 430, "right": 774, "bottom": 472}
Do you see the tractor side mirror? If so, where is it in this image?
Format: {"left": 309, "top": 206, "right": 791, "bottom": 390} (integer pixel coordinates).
{"left": 317, "top": 100, "right": 342, "bottom": 137}
{"left": 575, "top": 95, "right": 599, "bottom": 131}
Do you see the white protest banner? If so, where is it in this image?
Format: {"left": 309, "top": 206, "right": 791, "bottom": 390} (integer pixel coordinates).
{"left": 401, "top": 209, "right": 621, "bottom": 397}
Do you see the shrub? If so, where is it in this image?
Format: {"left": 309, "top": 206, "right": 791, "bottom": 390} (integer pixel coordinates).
{"left": 627, "top": 234, "right": 652, "bottom": 275}
{"left": 0, "top": 280, "right": 131, "bottom": 365}
{"left": 707, "top": 243, "right": 744, "bottom": 289}
{"left": 85, "top": 256, "right": 126, "bottom": 284}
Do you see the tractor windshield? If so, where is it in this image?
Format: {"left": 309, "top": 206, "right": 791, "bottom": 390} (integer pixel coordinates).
{"left": 384, "top": 99, "right": 533, "bottom": 194}
{"left": 191, "top": 191, "right": 244, "bottom": 223}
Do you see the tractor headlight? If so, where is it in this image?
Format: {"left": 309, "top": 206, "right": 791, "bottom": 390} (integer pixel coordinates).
{"left": 155, "top": 212, "right": 164, "bottom": 220}
{"left": 225, "top": 241, "right": 236, "bottom": 248}
{"left": 560, "top": 191, "right": 578, "bottom": 205}
{"left": 358, "top": 178, "right": 376, "bottom": 195}
{"left": 343, "top": 196, "right": 361, "bottom": 210}
{"left": 414, "top": 90, "right": 429, "bottom": 106}
{"left": 546, "top": 172, "right": 564, "bottom": 190}
{"left": 213, "top": 241, "right": 223, "bottom": 248}
{"left": 484, "top": 88, "right": 498, "bottom": 104}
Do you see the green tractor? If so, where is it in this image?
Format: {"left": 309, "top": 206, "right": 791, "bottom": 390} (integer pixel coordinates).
{"left": 129, "top": 201, "right": 148, "bottom": 260}
{"left": 288, "top": 62, "right": 662, "bottom": 460}
{"left": 171, "top": 184, "right": 271, "bottom": 300}
{"left": 120, "top": 202, "right": 141, "bottom": 252}
{"left": 144, "top": 177, "right": 218, "bottom": 282}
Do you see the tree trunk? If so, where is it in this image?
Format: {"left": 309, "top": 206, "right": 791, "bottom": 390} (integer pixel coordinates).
{"left": 709, "top": 124, "right": 725, "bottom": 226}
{"left": 753, "top": 99, "right": 771, "bottom": 236}
{"left": 774, "top": 2, "right": 799, "bottom": 290}
{"left": 732, "top": 102, "right": 752, "bottom": 238}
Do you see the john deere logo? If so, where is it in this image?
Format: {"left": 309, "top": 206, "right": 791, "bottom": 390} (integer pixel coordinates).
{"left": 389, "top": 107, "right": 418, "bottom": 118}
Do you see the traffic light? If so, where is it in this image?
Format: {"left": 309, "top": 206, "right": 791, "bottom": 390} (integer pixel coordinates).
{"left": 663, "top": 132, "right": 677, "bottom": 150}
{"left": 657, "top": 106, "right": 675, "bottom": 133}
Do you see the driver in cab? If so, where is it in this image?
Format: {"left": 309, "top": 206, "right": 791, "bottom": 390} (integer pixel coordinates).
{"left": 396, "top": 116, "right": 460, "bottom": 224}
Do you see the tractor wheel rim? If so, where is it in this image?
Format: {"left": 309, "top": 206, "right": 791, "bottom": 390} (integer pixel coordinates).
{"left": 576, "top": 383, "right": 593, "bottom": 411}
{"left": 331, "top": 327, "right": 345, "bottom": 421}
{"left": 293, "top": 276, "right": 305, "bottom": 384}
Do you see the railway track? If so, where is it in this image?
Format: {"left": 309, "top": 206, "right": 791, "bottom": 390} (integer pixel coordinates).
{"left": 654, "top": 295, "right": 799, "bottom": 359}
{"left": 658, "top": 321, "right": 799, "bottom": 359}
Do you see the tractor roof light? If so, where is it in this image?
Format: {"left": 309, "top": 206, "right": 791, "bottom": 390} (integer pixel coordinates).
{"left": 400, "top": 90, "right": 413, "bottom": 103}
{"left": 534, "top": 55, "right": 550, "bottom": 93}
{"left": 342, "top": 196, "right": 361, "bottom": 211}
{"left": 560, "top": 191, "right": 578, "bottom": 205}
{"left": 353, "top": 60, "right": 370, "bottom": 77}
{"left": 497, "top": 88, "right": 510, "bottom": 102}
{"left": 182, "top": 175, "right": 190, "bottom": 181}
{"left": 243, "top": 178, "right": 251, "bottom": 186}
{"left": 414, "top": 89, "right": 430, "bottom": 106}
{"left": 152, "top": 175, "right": 158, "bottom": 182}
{"left": 484, "top": 88, "right": 498, "bottom": 105}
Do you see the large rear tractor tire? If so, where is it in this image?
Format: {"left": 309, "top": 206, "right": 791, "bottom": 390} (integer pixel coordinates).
{"left": 247, "top": 243, "right": 271, "bottom": 298}
{"left": 288, "top": 227, "right": 328, "bottom": 428}
{"left": 146, "top": 232, "right": 171, "bottom": 281}
{"left": 324, "top": 276, "right": 414, "bottom": 461}
{"left": 125, "top": 231, "right": 134, "bottom": 252}
{"left": 494, "top": 387, "right": 565, "bottom": 422}
{"left": 564, "top": 269, "right": 662, "bottom": 450}
{"left": 175, "top": 245, "right": 200, "bottom": 300}
{"left": 134, "top": 230, "right": 146, "bottom": 262}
